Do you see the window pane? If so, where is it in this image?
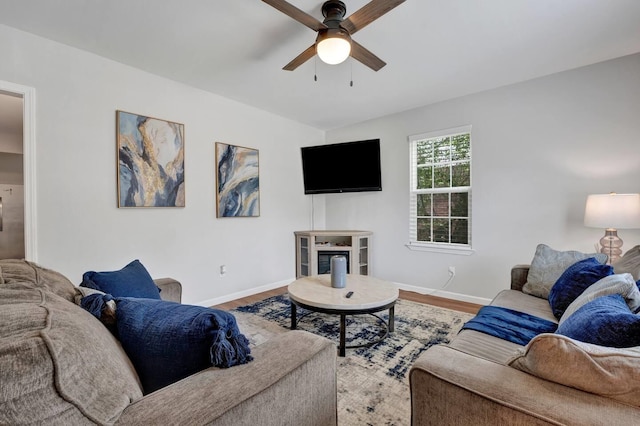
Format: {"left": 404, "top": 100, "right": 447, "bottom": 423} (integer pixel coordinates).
{"left": 451, "top": 192, "right": 468, "bottom": 217}
{"left": 416, "top": 141, "right": 433, "bottom": 164}
{"left": 417, "top": 218, "right": 431, "bottom": 242}
{"left": 417, "top": 166, "right": 432, "bottom": 189}
{"left": 451, "top": 134, "right": 470, "bottom": 161}
{"left": 417, "top": 193, "right": 431, "bottom": 216}
{"left": 409, "top": 129, "right": 471, "bottom": 248}
{"left": 433, "top": 165, "right": 450, "bottom": 188}
{"left": 451, "top": 219, "right": 468, "bottom": 244}
{"left": 433, "top": 137, "right": 450, "bottom": 164}
{"left": 433, "top": 218, "right": 449, "bottom": 243}
{"left": 432, "top": 193, "right": 449, "bottom": 217}
{"left": 451, "top": 162, "right": 470, "bottom": 187}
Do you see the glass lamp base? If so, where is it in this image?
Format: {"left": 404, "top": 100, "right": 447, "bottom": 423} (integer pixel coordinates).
{"left": 599, "top": 229, "right": 623, "bottom": 264}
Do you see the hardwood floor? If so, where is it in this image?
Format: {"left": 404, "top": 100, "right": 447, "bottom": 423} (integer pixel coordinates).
{"left": 214, "top": 286, "right": 482, "bottom": 314}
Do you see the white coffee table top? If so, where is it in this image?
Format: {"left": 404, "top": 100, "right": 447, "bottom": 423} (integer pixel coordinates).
{"left": 288, "top": 274, "right": 399, "bottom": 311}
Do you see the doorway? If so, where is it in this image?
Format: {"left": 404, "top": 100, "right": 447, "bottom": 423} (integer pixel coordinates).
{"left": 0, "top": 92, "right": 25, "bottom": 259}
{"left": 0, "top": 82, "right": 36, "bottom": 261}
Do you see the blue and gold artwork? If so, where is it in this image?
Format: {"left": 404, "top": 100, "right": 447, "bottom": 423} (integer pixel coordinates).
{"left": 215, "top": 143, "right": 260, "bottom": 217}
{"left": 117, "top": 111, "right": 185, "bottom": 207}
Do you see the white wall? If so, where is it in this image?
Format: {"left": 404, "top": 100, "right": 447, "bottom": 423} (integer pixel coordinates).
{"left": 0, "top": 25, "right": 323, "bottom": 304}
{"left": 2, "top": 22, "right": 638, "bottom": 304}
{"left": 325, "top": 53, "right": 640, "bottom": 300}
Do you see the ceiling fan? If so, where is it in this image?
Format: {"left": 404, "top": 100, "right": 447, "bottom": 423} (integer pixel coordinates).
{"left": 262, "top": 0, "right": 406, "bottom": 71}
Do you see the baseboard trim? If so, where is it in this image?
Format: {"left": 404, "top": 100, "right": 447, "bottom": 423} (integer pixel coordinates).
{"left": 196, "top": 278, "right": 293, "bottom": 307}
{"left": 196, "top": 276, "right": 490, "bottom": 308}
{"left": 393, "top": 282, "right": 491, "bottom": 306}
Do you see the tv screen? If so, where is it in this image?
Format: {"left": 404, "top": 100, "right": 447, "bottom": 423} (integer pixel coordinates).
{"left": 301, "top": 139, "right": 382, "bottom": 194}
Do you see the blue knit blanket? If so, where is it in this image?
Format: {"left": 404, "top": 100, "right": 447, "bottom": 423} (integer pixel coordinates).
{"left": 81, "top": 293, "right": 252, "bottom": 394}
{"left": 461, "top": 305, "right": 557, "bottom": 346}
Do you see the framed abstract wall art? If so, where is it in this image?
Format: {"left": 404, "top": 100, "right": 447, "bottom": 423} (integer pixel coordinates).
{"left": 215, "top": 142, "right": 260, "bottom": 217}
{"left": 116, "top": 111, "right": 185, "bottom": 207}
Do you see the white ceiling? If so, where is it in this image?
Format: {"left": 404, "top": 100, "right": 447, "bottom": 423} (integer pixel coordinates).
{"left": 0, "top": 0, "right": 639, "bottom": 130}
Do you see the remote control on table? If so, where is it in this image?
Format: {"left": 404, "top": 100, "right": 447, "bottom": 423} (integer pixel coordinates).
{"left": 345, "top": 291, "right": 354, "bottom": 298}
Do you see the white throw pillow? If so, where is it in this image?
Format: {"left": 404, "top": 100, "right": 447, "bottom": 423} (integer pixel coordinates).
{"left": 522, "top": 244, "right": 607, "bottom": 299}
{"left": 508, "top": 333, "right": 640, "bottom": 407}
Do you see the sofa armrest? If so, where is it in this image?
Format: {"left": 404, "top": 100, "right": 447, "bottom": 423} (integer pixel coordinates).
{"left": 117, "top": 330, "right": 337, "bottom": 426}
{"left": 410, "top": 345, "right": 639, "bottom": 425}
{"left": 154, "top": 278, "right": 181, "bottom": 303}
{"left": 510, "top": 265, "right": 530, "bottom": 292}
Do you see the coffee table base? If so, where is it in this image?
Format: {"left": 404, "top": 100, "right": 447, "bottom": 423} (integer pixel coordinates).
{"left": 290, "top": 300, "right": 396, "bottom": 357}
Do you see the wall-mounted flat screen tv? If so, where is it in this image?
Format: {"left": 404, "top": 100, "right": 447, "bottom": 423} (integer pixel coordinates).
{"left": 301, "top": 139, "right": 382, "bottom": 194}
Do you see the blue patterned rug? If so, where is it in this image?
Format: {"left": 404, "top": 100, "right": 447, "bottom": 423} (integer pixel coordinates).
{"left": 231, "top": 294, "right": 473, "bottom": 426}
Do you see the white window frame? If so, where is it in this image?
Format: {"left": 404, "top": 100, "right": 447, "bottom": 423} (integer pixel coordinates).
{"left": 407, "top": 125, "right": 473, "bottom": 255}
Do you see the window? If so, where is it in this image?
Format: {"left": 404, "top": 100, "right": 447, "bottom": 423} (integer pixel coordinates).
{"left": 408, "top": 126, "right": 471, "bottom": 252}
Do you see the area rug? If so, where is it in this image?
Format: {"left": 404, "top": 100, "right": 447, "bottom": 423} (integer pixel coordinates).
{"left": 231, "top": 294, "right": 474, "bottom": 426}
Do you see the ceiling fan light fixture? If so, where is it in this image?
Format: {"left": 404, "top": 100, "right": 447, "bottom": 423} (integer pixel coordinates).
{"left": 316, "top": 28, "right": 352, "bottom": 65}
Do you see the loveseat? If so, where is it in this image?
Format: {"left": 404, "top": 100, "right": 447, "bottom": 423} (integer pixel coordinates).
{"left": 410, "top": 245, "right": 640, "bottom": 425}
{"left": 0, "top": 259, "right": 338, "bottom": 425}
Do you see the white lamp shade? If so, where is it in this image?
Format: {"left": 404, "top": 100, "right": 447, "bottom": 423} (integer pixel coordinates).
{"left": 317, "top": 36, "right": 351, "bottom": 65}
{"left": 584, "top": 193, "right": 640, "bottom": 229}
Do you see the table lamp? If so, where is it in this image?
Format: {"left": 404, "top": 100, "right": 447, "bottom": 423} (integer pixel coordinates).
{"left": 584, "top": 192, "right": 640, "bottom": 264}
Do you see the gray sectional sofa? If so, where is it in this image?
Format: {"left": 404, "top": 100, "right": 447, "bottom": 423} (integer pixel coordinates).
{"left": 410, "top": 260, "right": 640, "bottom": 425}
{"left": 0, "top": 259, "right": 337, "bottom": 425}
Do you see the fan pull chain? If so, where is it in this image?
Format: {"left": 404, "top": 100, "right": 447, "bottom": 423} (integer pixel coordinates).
{"left": 350, "top": 59, "right": 354, "bottom": 87}
{"left": 314, "top": 57, "right": 318, "bottom": 82}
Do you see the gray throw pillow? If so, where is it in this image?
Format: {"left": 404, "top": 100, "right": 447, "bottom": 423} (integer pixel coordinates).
{"left": 522, "top": 244, "right": 607, "bottom": 299}
{"left": 558, "top": 273, "right": 640, "bottom": 326}
{"left": 613, "top": 245, "right": 640, "bottom": 280}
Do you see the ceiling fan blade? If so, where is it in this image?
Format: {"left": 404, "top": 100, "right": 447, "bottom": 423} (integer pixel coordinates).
{"left": 350, "top": 40, "right": 386, "bottom": 71}
{"left": 262, "top": 0, "right": 327, "bottom": 32}
{"left": 283, "top": 44, "right": 317, "bottom": 71}
{"left": 342, "top": 0, "right": 406, "bottom": 35}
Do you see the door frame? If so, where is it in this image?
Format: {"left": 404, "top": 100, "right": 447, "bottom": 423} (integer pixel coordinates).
{"left": 0, "top": 80, "right": 37, "bottom": 261}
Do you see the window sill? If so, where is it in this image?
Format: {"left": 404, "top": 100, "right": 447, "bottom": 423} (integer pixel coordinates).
{"left": 405, "top": 243, "right": 474, "bottom": 255}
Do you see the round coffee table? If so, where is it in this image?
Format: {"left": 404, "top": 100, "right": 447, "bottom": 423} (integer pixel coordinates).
{"left": 288, "top": 274, "right": 399, "bottom": 357}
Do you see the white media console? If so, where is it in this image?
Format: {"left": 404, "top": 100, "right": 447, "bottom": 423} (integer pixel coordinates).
{"left": 294, "top": 230, "right": 372, "bottom": 278}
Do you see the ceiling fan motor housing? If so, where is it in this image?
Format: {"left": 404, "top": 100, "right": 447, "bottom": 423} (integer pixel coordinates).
{"left": 322, "top": 1, "right": 348, "bottom": 28}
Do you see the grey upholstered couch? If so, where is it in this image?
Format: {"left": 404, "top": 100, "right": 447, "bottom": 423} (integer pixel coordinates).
{"left": 0, "top": 260, "right": 337, "bottom": 425}
{"left": 410, "top": 265, "right": 640, "bottom": 425}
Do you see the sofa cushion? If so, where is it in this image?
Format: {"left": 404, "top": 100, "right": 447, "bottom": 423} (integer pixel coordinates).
{"left": 548, "top": 257, "right": 613, "bottom": 319}
{"left": 508, "top": 333, "right": 640, "bottom": 407}
{"left": 559, "top": 273, "right": 640, "bottom": 326}
{"left": 490, "top": 289, "right": 558, "bottom": 323}
{"left": 556, "top": 294, "right": 640, "bottom": 348}
{"left": 81, "top": 259, "right": 161, "bottom": 299}
{"left": 111, "top": 297, "right": 253, "bottom": 394}
{"left": 0, "top": 259, "right": 78, "bottom": 303}
{"left": 522, "top": 244, "right": 607, "bottom": 299}
{"left": 613, "top": 245, "right": 640, "bottom": 280}
{"left": 448, "top": 329, "right": 525, "bottom": 364}
{"left": 0, "top": 287, "right": 142, "bottom": 424}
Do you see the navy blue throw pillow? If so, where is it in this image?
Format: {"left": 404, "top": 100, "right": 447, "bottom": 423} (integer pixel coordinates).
{"left": 80, "top": 259, "right": 161, "bottom": 299}
{"left": 556, "top": 294, "right": 640, "bottom": 348}
{"left": 114, "top": 297, "right": 252, "bottom": 394}
{"left": 548, "top": 257, "right": 613, "bottom": 319}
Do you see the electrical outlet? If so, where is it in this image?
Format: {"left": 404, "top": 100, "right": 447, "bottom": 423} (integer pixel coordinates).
{"left": 448, "top": 266, "right": 456, "bottom": 275}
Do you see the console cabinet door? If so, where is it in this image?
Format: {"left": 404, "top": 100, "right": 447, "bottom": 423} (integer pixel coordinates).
{"left": 358, "top": 236, "right": 369, "bottom": 275}
{"left": 296, "top": 235, "right": 311, "bottom": 278}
